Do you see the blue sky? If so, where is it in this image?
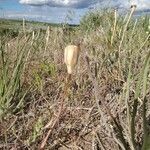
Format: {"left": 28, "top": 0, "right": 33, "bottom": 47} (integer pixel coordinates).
{"left": 0, "top": 0, "right": 150, "bottom": 24}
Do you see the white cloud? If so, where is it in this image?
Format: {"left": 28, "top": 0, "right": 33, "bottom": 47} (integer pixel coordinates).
{"left": 19, "top": 0, "right": 96, "bottom": 8}
{"left": 19, "top": 0, "right": 49, "bottom": 5}
{"left": 19, "top": 0, "right": 150, "bottom": 10}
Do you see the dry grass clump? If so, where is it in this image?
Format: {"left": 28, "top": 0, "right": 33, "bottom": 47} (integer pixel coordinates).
{"left": 0, "top": 9, "right": 150, "bottom": 149}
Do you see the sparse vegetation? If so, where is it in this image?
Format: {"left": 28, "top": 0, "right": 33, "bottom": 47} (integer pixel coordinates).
{"left": 0, "top": 9, "right": 150, "bottom": 150}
